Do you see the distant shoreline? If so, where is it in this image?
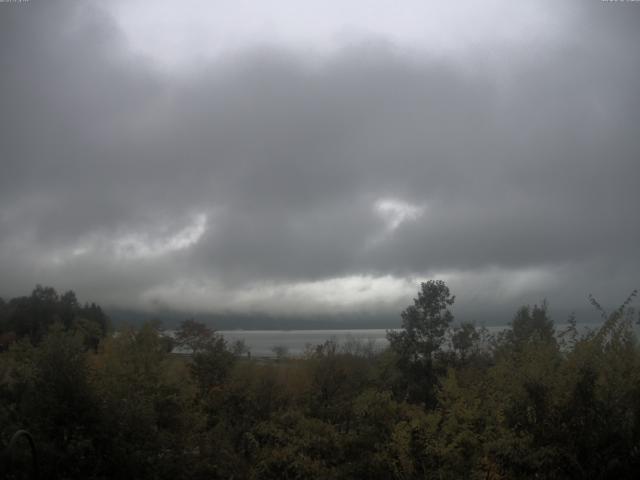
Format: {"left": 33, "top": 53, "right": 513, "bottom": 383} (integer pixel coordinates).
{"left": 169, "top": 323, "right": 617, "bottom": 358}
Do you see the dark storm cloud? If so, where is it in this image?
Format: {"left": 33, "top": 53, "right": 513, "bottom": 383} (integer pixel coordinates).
{"left": 0, "top": 0, "right": 638, "bottom": 316}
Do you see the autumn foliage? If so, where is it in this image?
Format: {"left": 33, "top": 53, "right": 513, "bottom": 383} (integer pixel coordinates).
{"left": 1, "top": 283, "right": 639, "bottom": 479}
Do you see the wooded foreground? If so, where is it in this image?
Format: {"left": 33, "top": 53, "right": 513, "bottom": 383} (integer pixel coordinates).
{"left": 1, "top": 282, "right": 639, "bottom": 479}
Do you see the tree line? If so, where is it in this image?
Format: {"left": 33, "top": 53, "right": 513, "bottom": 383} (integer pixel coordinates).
{"left": 1, "top": 281, "right": 639, "bottom": 479}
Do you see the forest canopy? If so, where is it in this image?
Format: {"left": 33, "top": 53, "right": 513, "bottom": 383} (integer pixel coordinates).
{"left": 1, "top": 282, "right": 639, "bottom": 479}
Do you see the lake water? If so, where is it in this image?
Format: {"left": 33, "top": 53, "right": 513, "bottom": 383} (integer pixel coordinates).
{"left": 216, "top": 326, "right": 514, "bottom": 357}
{"left": 218, "top": 329, "right": 390, "bottom": 357}
{"left": 215, "top": 322, "right": 613, "bottom": 357}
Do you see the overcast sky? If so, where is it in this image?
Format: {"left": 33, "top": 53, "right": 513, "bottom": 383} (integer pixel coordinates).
{"left": 1, "top": 0, "right": 638, "bottom": 323}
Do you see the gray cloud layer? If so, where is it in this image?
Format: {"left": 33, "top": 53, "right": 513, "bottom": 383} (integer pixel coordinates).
{"left": 1, "top": 1, "right": 639, "bottom": 321}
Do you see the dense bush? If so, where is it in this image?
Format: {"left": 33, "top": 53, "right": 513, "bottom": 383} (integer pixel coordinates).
{"left": 1, "top": 284, "right": 639, "bottom": 479}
